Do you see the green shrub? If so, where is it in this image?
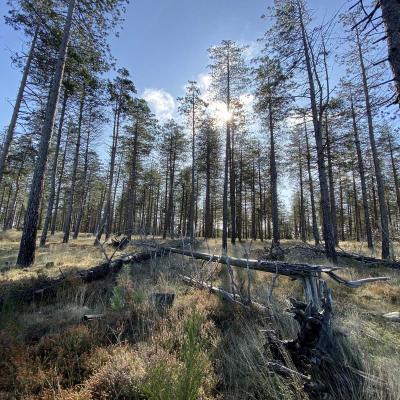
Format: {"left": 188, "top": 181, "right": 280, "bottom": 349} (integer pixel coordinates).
{"left": 110, "top": 286, "right": 125, "bottom": 311}
{"left": 142, "top": 308, "right": 210, "bottom": 400}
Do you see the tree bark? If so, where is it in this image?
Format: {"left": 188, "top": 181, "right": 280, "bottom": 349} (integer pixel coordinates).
{"left": 380, "top": 0, "right": 400, "bottom": 103}
{"left": 95, "top": 103, "right": 121, "bottom": 243}
{"left": 40, "top": 92, "right": 68, "bottom": 246}
{"left": 73, "top": 112, "right": 92, "bottom": 239}
{"left": 299, "top": 6, "right": 335, "bottom": 260}
{"left": 63, "top": 93, "right": 84, "bottom": 243}
{"left": 355, "top": 25, "right": 390, "bottom": 258}
{"left": 17, "top": 0, "right": 76, "bottom": 266}
{"left": 0, "top": 26, "right": 39, "bottom": 184}
{"left": 305, "top": 121, "right": 320, "bottom": 245}
{"left": 388, "top": 133, "right": 400, "bottom": 216}
{"left": 350, "top": 96, "right": 373, "bottom": 248}
{"left": 269, "top": 103, "right": 279, "bottom": 246}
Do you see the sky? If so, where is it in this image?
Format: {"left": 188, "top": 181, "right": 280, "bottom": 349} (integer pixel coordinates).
{"left": 0, "top": 0, "right": 348, "bottom": 210}
{"left": 0, "top": 0, "right": 347, "bottom": 129}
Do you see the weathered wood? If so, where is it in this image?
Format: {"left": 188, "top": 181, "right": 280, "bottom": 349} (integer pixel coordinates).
{"left": 82, "top": 314, "right": 104, "bottom": 321}
{"left": 283, "top": 244, "right": 400, "bottom": 269}
{"left": 382, "top": 311, "right": 400, "bottom": 322}
{"left": 267, "top": 362, "right": 311, "bottom": 382}
{"left": 161, "top": 246, "right": 339, "bottom": 277}
{"left": 111, "top": 235, "right": 129, "bottom": 250}
{"left": 326, "top": 272, "right": 390, "bottom": 288}
{"left": 159, "top": 246, "right": 389, "bottom": 289}
{"left": 180, "top": 275, "right": 244, "bottom": 306}
{"left": 179, "top": 274, "right": 268, "bottom": 312}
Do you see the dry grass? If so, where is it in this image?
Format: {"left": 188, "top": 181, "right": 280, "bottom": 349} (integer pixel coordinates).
{"left": 0, "top": 230, "right": 138, "bottom": 282}
{"left": 0, "top": 233, "right": 400, "bottom": 399}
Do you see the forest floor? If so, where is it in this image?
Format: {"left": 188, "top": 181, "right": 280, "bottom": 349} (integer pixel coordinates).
{"left": 0, "top": 231, "right": 399, "bottom": 399}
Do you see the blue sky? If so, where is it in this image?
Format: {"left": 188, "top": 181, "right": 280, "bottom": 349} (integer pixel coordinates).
{"left": 0, "top": 0, "right": 346, "bottom": 129}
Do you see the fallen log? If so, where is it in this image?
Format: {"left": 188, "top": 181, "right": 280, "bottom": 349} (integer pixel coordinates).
{"left": 160, "top": 246, "right": 340, "bottom": 277}
{"left": 159, "top": 246, "right": 389, "bottom": 288}
{"left": 82, "top": 314, "right": 104, "bottom": 321}
{"left": 285, "top": 244, "right": 400, "bottom": 269}
{"left": 0, "top": 241, "right": 182, "bottom": 308}
{"left": 382, "top": 311, "right": 400, "bottom": 322}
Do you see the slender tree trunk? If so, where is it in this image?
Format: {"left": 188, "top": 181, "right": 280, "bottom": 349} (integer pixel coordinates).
{"left": 0, "top": 26, "right": 39, "bottom": 184}
{"left": 63, "top": 93, "right": 84, "bottom": 243}
{"left": 230, "top": 127, "right": 237, "bottom": 244}
{"left": 2, "top": 186, "right": 12, "bottom": 228}
{"left": 353, "top": 170, "right": 361, "bottom": 242}
{"left": 51, "top": 126, "right": 71, "bottom": 235}
{"left": 356, "top": 26, "right": 390, "bottom": 258}
{"left": 268, "top": 104, "right": 279, "bottom": 246}
{"left": 299, "top": 140, "right": 306, "bottom": 242}
{"left": 95, "top": 105, "right": 121, "bottom": 243}
{"left": 339, "top": 176, "right": 345, "bottom": 241}
{"left": 40, "top": 92, "right": 68, "bottom": 246}
{"left": 187, "top": 96, "right": 195, "bottom": 239}
{"left": 17, "top": 0, "right": 76, "bottom": 266}
{"left": 351, "top": 96, "right": 373, "bottom": 248}
{"left": 223, "top": 124, "right": 230, "bottom": 250}
{"left": 388, "top": 134, "right": 400, "bottom": 216}
{"left": 325, "top": 118, "right": 338, "bottom": 245}
{"left": 223, "top": 48, "right": 231, "bottom": 252}
{"left": 167, "top": 150, "right": 176, "bottom": 238}
{"left": 73, "top": 115, "right": 92, "bottom": 239}
{"left": 305, "top": 124, "right": 320, "bottom": 245}
{"left": 204, "top": 135, "right": 212, "bottom": 239}
{"left": 299, "top": 7, "right": 335, "bottom": 260}
{"left": 126, "top": 122, "right": 139, "bottom": 240}
{"left": 237, "top": 149, "right": 243, "bottom": 241}
{"left": 251, "top": 162, "right": 256, "bottom": 240}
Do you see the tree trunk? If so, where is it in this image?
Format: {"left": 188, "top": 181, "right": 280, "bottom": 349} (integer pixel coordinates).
{"left": 63, "top": 93, "right": 84, "bottom": 243}
{"left": 237, "top": 149, "right": 243, "bottom": 241}
{"left": 40, "top": 92, "right": 68, "bottom": 246}
{"left": 325, "top": 118, "right": 338, "bottom": 245}
{"left": 230, "top": 127, "right": 237, "bottom": 244}
{"left": 126, "top": 122, "right": 139, "bottom": 240}
{"left": 356, "top": 26, "right": 390, "bottom": 258}
{"left": 73, "top": 113, "right": 92, "bottom": 239}
{"left": 51, "top": 126, "right": 71, "bottom": 235}
{"left": 299, "top": 7, "right": 335, "bottom": 260}
{"left": 0, "top": 26, "right": 39, "bottom": 184}
{"left": 95, "top": 104, "right": 121, "bottom": 243}
{"left": 305, "top": 122, "right": 320, "bottom": 245}
{"left": 380, "top": 0, "right": 400, "bottom": 103}
{"left": 299, "top": 140, "right": 306, "bottom": 242}
{"left": 204, "top": 135, "right": 212, "bottom": 239}
{"left": 17, "top": 0, "right": 76, "bottom": 266}
{"left": 269, "top": 104, "right": 279, "bottom": 246}
{"left": 388, "top": 133, "right": 400, "bottom": 216}
{"left": 351, "top": 96, "right": 373, "bottom": 248}
{"left": 187, "top": 96, "right": 196, "bottom": 239}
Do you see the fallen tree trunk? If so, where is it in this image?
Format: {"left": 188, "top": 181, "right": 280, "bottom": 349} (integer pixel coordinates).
{"left": 285, "top": 244, "right": 400, "bottom": 269}
{"left": 161, "top": 246, "right": 339, "bottom": 277}
{"left": 160, "top": 246, "right": 389, "bottom": 288}
{"left": 0, "top": 241, "right": 181, "bottom": 308}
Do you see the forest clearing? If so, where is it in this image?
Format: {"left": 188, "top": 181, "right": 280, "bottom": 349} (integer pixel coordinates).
{"left": 0, "top": 231, "right": 399, "bottom": 399}
{"left": 1, "top": 0, "right": 400, "bottom": 398}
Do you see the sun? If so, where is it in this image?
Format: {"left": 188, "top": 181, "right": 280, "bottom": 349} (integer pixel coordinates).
{"left": 209, "top": 101, "right": 233, "bottom": 125}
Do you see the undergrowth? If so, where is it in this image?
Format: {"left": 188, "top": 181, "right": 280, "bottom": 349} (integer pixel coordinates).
{"left": 0, "top": 235, "right": 399, "bottom": 399}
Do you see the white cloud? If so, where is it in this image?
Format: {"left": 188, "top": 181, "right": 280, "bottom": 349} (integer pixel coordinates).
{"left": 197, "top": 72, "right": 212, "bottom": 95}
{"left": 244, "top": 40, "right": 263, "bottom": 61}
{"left": 142, "top": 88, "right": 176, "bottom": 122}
